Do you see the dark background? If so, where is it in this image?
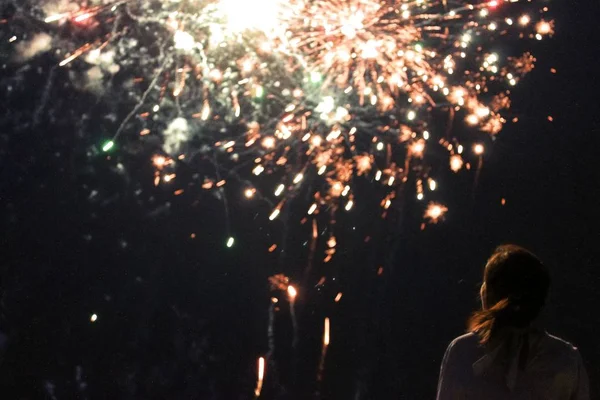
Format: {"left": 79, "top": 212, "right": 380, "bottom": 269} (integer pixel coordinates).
{"left": 1, "top": 0, "right": 599, "bottom": 399}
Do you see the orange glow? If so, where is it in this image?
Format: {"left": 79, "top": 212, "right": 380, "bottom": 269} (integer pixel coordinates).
{"left": 287, "top": 285, "right": 297, "bottom": 300}
{"left": 450, "top": 154, "right": 463, "bottom": 172}
{"left": 254, "top": 357, "right": 265, "bottom": 397}
{"left": 327, "top": 236, "right": 337, "bottom": 248}
{"left": 153, "top": 155, "right": 168, "bottom": 168}
{"left": 424, "top": 202, "right": 448, "bottom": 223}
{"left": 262, "top": 137, "right": 276, "bottom": 148}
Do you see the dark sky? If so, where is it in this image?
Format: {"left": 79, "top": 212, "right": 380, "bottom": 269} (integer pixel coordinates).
{"left": 1, "top": 0, "right": 599, "bottom": 399}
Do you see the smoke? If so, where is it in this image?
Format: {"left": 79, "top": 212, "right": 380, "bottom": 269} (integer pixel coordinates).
{"left": 15, "top": 33, "right": 53, "bottom": 61}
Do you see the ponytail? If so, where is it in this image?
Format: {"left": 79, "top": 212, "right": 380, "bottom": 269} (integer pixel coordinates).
{"left": 468, "top": 298, "right": 511, "bottom": 345}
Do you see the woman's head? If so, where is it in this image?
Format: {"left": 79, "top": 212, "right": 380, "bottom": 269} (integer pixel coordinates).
{"left": 469, "top": 245, "right": 551, "bottom": 344}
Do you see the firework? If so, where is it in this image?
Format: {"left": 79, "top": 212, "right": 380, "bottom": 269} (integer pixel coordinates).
{"left": 22, "top": 0, "right": 550, "bottom": 236}
{"left": 11, "top": 0, "right": 549, "bottom": 256}
{"left": 6, "top": 0, "right": 552, "bottom": 392}
{"left": 254, "top": 356, "right": 266, "bottom": 398}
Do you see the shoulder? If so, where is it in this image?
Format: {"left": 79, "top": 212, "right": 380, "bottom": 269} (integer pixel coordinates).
{"left": 539, "top": 332, "right": 583, "bottom": 367}
{"left": 440, "top": 333, "right": 481, "bottom": 379}
{"left": 447, "top": 332, "right": 479, "bottom": 352}
{"left": 443, "top": 333, "right": 481, "bottom": 362}
{"left": 542, "top": 332, "right": 580, "bottom": 354}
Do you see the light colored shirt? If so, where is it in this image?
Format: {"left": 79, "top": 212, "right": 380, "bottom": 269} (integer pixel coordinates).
{"left": 436, "top": 331, "right": 589, "bottom": 400}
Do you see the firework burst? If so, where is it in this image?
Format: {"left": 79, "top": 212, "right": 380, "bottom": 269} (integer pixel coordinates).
{"left": 4, "top": 0, "right": 553, "bottom": 394}
{"left": 21, "top": 0, "right": 550, "bottom": 244}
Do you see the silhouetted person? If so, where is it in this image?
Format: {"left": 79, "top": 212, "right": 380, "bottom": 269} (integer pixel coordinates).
{"left": 436, "top": 245, "right": 589, "bottom": 399}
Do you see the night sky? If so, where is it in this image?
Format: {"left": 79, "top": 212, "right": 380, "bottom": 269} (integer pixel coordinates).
{"left": 1, "top": 0, "right": 599, "bottom": 399}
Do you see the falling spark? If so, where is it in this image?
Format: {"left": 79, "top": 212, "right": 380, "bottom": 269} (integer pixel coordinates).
{"left": 345, "top": 200, "right": 354, "bottom": 211}
{"left": 450, "top": 154, "right": 464, "bottom": 172}
{"left": 323, "top": 317, "right": 330, "bottom": 346}
{"left": 424, "top": 202, "right": 448, "bottom": 223}
{"left": 269, "top": 208, "right": 280, "bottom": 221}
{"left": 102, "top": 141, "right": 114, "bottom": 152}
{"left": 287, "top": 285, "right": 297, "bottom": 301}
{"left": 519, "top": 15, "right": 531, "bottom": 26}
{"left": 254, "top": 357, "right": 265, "bottom": 398}
{"left": 274, "top": 184, "right": 285, "bottom": 196}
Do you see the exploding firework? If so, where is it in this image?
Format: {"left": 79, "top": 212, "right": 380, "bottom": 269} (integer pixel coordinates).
{"left": 23, "top": 0, "right": 551, "bottom": 235}
{"left": 5, "top": 0, "right": 552, "bottom": 393}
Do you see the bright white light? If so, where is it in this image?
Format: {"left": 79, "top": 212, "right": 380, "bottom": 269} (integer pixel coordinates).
{"left": 174, "top": 30, "right": 195, "bottom": 51}
{"left": 274, "top": 184, "right": 285, "bottom": 196}
{"left": 345, "top": 200, "right": 353, "bottom": 211}
{"left": 269, "top": 209, "right": 280, "bottom": 220}
{"left": 218, "top": 0, "right": 282, "bottom": 33}
{"left": 317, "top": 96, "right": 335, "bottom": 115}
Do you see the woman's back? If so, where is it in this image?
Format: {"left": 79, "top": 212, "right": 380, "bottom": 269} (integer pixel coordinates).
{"left": 437, "top": 331, "right": 589, "bottom": 399}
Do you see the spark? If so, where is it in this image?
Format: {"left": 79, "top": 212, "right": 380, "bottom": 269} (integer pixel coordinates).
{"left": 262, "top": 137, "right": 276, "bottom": 149}
{"left": 254, "top": 357, "right": 265, "bottom": 397}
{"left": 226, "top": 237, "right": 235, "bottom": 248}
{"left": 269, "top": 208, "right": 280, "bottom": 221}
{"left": 45, "top": 13, "right": 70, "bottom": 23}
{"left": 519, "top": 15, "right": 531, "bottom": 26}
{"left": 323, "top": 317, "right": 330, "bottom": 346}
{"left": 274, "top": 184, "right": 285, "bottom": 196}
{"left": 536, "top": 20, "right": 554, "bottom": 36}
{"left": 424, "top": 203, "right": 448, "bottom": 223}
{"left": 450, "top": 154, "right": 464, "bottom": 172}
{"left": 102, "top": 141, "right": 114, "bottom": 152}
{"left": 90, "top": 314, "right": 98, "bottom": 322}
{"left": 345, "top": 200, "right": 354, "bottom": 211}
{"left": 153, "top": 155, "right": 168, "bottom": 168}
{"left": 287, "top": 285, "right": 297, "bottom": 301}
{"left": 473, "top": 143, "right": 485, "bottom": 155}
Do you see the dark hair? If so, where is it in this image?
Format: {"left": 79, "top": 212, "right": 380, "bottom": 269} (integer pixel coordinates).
{"left": 468, "top": 245, "right": 550, "bottom": 345}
